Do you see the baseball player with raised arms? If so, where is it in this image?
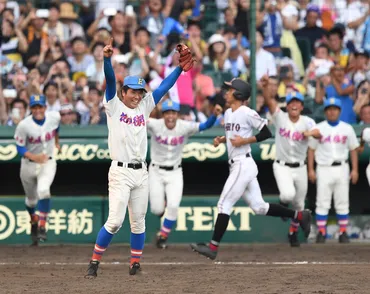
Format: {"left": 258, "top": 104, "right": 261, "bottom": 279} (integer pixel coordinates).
{"left": 359, "top": 127, "right": 370, "bottom": 186}
{"left": 85, "top": 40, "right": 195, "bottom": 278}
{"left": 148, "top": 99, "right": 223, "bottom": 249}
{"left": 191, "top": 78, "right": 312, "bottom": 260}
{"left": 260, "top": 75, "right": 321, "bottom": 247}
{"left": 14, "top": 94, "right": 61, "bottom": 246}
{"left": 308, "top": 98, "right": 359, "bottom": 244}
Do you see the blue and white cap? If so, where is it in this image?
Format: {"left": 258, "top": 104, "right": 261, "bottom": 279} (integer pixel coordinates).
{"left": 30, "top": 95, "right": 46, "bottom": 107}
{"left": 324, "top": 97, "right": 342, "bottom": 109}
{"left": 162, "top": 99, "right": 180, "bottom": 112}
{"left": 286, "top": 92, "right": 304, "bottom": 104}
{"left": 123, "top": 76, "right": 147, "bottom": 92}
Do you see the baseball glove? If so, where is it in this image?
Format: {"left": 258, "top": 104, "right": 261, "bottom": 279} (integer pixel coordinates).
{"left": 177, "top": 44, "right": 196, "bottom": 72}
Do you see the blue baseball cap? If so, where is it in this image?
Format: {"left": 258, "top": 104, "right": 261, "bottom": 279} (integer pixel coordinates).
{"left": 162, "top": 99, "right": 180, "bottom": 112}
{"left": 324, "top": 97, "right": 342, "bottom": 109}
{"left": 286, "top": 92, "right": 304, "bottom": 104}
{"left": 123, "top": 76, "right": 147, "bottom": 92}
{"left": 30, "top": 95, "right": 46, "bottom": 107}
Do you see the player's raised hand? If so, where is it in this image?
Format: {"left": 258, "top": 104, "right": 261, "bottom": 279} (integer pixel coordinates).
{"left": 259, "top": 74, "right": 269, "bottom": 88}
{"left": 308, "top": 169, "right": 316, "bottom": 183}
{"left": 213, "top": 104, "right": 223, "bottom": 116}
{"left": 103, "top": 38, "right": 114, "bottom": 58}
{"left": 213, "top": 136, "right": 225, "bottom": 147}
{"left": 350, "top": 170, "right": 359, "bottom": 184}
{"left": 230, "top": 135, "right": 245, "bottom": 147}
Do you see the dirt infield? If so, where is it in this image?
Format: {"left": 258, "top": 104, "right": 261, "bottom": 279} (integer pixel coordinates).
{"left": 0, "top": 243, "right": 370, "bottom": 294}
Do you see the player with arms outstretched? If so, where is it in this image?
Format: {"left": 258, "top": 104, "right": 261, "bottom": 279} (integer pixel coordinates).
{"left": 260, "top": 75, "right": 321, "bottom": 247}
{"left": 85, "top": 39, "right": 195, "bottom": 278}
{"left": 14, "top": 95, "right": 61, "bottom": 246}
{"left": 148, "top": 99, "right": 223, "bottom": 249}
{"left": 191, "top": 79, "right": 312, "bottom": 260}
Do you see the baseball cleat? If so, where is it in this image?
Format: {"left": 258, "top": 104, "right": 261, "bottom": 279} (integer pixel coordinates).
{"left": 129, "top": 262, "right": 141, "bottom": 275}
{"left": 38, "top": 226, "right": 47, "bottom": 242}
{"left": 30, "top": 216, "right": 39, "bottom": 246}
{"left": 316, "top": 232, "right": 326, "bottom": 244}
{"left": 298, "top": 210, "right": 312, "bottom": 238}
{"left": 190, "top": 243, "right": 217, "bottom": 260}
{"left": 155, "top": 233, "right": 168, "bottom": 249}
{"left": 85, "top": 260, "right": 99, "bottom": 279}
{"left": 339, "top": 231, "right": 350, "bottom": 243}
{"left": 288, "top": 232, "right": 300, "bottom": 247}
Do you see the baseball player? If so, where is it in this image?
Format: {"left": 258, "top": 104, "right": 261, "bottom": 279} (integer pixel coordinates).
{"left": 147, "top": 99, "right": 223, "bottom": 249}
{"left": 85, "top": 40, "right": 195, "bottom": 278}
{"left": 359, "top": 127, "right": 370, "bottom": 186}
{"left": 191, "top": 78, "right": 312, "bottom": 260}
{"left": 260, "top": 75, "right": 321, "bottom": 247}
{"left": 14, "top": 94, "right": 61, "bottom": 246}
{"left": 308, "top": 98, "right": 359, "bottom": 244}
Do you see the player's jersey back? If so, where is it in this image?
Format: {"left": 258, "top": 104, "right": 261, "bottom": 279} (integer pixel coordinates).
{"left": 14, "top": 111, "right": 61, "bottom": 157}
{"left": 224, "top": 105, "right": 267, "bottom": 160}
{"left": 148, "top": 118, "right": 200, "bottom": 166}
{"left": 308, "top": 121, "right": 359, "bottom": 165}
{"left": 103, "top": 92, "right": 155, "bottom": 163}
{"left": 272, "top": 108, "right": 316, "bottom": 162}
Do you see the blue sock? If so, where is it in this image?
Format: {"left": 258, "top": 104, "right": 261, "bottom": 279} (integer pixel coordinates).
{"left": 160, "top": 218, "right": 176, "bottom": 238}
{"left": 38, "top": 199, "right": 51, "bottom": 213}
{"left": 130, "top": 232, "right": 145, "bottom": 264}
{"left": 92, "top": 226, "right": 114, "bottom": 261}
{"left": 26, "top": 206, "right": 35, "bottom": 216}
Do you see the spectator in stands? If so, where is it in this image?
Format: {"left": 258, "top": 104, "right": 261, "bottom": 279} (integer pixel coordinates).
{"left": 59, "top": 2, "right": 85, "bottom": 42}
{"left": 20, "top": 9, "right": 48, "bottom": 70}
{"left": 109, "top": 11, "right": 132, "bottom": 54}
{"left": 42, "top": 3, "right": 67, "bottom": 44}
{"left": 249, "top": 30, "right": 277, "bottom": 81}
{"left": 350, "top": 50, "right": 370, "bottom": 87}
{"left": 204, "top": 34, "right": 229, "bottom": 72}
{"left": 44, "top": 81, "right": 61, "bottom": 112}
{"left": 186, "top": 20, "right": 207, "bottom": 61}
{"left": 260, "top": 0, "right": 283, "bottom": 57}
{"left": 316, "top": 64, "right": 357, "bottom": 123}
{"left": 277, "top": 64, "right": 306, "bottom": 98}
{"left": 294, "top": 5, "right": 327, "bottom": 55}
{"left": 359, "top": 103, "right": 370, "bottom": 124}
{"left": 297, "top": 0, "right": 311, "bottom": 29}
{"left": 194, "top": 62, "right": 216, "bottom": 112}
{"left": 353, "top": 80, "right": 370, "bottom": 115}
{"left": 60, "top": 103, "right": 77, "bottom": 126}
{"left": 75, "top": 86, "right": 105, "bottom": 125}
{"left": 67, "top": 37, "right": 94, "bottom": 74}
{"left": 327, "top": 28, "right": 354, "bottom": 69}
{"left": 1, "top": 19, "right": 28, "bottom": 65}
{"left": 225, "top": 38, "right": 248, "bottom": 79}
{"left": 6, "top": 98, "right": 27, "bottom": 126}
{"left": 85, "top": 42, "right": 105, "bottom": 87}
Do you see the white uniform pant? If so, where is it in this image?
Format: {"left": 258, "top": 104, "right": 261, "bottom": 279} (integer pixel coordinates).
{"left": 218, "top": 155, "right": 269, "bottom": 216}
{"left": 149, "top": 164, "right": 183, "bottom": 221}
{"left": 272, "top": 162, "right": 307, "bottom": 210}
{"left": 20, "top": 158, "right": 57, "bottom": 208}
{"left": 367, "top": 163, "right": 370, "bottom": 187}
{"left": 104, "top": 161, "right": 149, "bottom": 235}
{"left": 315, "top": 164, "right": 350, "bottom": 216}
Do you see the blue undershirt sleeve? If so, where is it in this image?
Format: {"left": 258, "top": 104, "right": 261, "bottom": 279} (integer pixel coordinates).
{"left": 152, "top": 66, "right": 182, "bottom": 105}
{"left": 104, "top": 57, "right": 116, "bottom": 102}
{"left": 199, "top": 114, "right": 217, "bottom": 132}
{"left": 16, "top": 145, "right": 28, "bottom": 156}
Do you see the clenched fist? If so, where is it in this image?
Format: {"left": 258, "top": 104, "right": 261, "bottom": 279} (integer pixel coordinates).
{"left": 104, "top": 38, "right": 114, "bottom": 58}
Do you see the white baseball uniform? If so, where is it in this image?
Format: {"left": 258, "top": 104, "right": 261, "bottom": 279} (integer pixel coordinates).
{"left": 271, "top": 108, "right": 316, "bottom": 210}
{"left": 218, "top": 106, "right": 270, "bottom": 216}
{"left": 362, "top": 127, "right": 370, "bottom": 186}
{"left": 103, "top": 92, "right": 155, "bottom": 234}
{"left": 309, "top": 121, "right": 359, "bottom": 215}
{"left": 147, "top": 118, "right": 200, "bottom": 220}
{"left": 14, "top": 111, "right": 61, "bottom": 208}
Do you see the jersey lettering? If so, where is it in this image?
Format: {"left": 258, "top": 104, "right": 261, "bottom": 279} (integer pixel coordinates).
{"left": 319, "top": 135, "right": 348, "bottom": 144}
{"left": 279, "top": 127, "right": 305, "bottom": 141}
{"left": 28, "top": 129, "right": 57, "bottom": 144}
{"left": 119, "top": 112, "right": 146, "bottom": 126}
{"left": 225, "top": 123, "right": 241, "bottom": 132}
{"left": 155, "top": 135, "right": 185, "bottom": 146}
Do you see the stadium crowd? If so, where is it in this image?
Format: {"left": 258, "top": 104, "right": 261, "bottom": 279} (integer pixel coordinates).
{"left": 1, "top": 0, "right": 370, "bottom": 127}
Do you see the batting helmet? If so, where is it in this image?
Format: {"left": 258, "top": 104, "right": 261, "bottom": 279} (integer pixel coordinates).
{"left": 222, "top": 78, "right": 251, "bottom": 101}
